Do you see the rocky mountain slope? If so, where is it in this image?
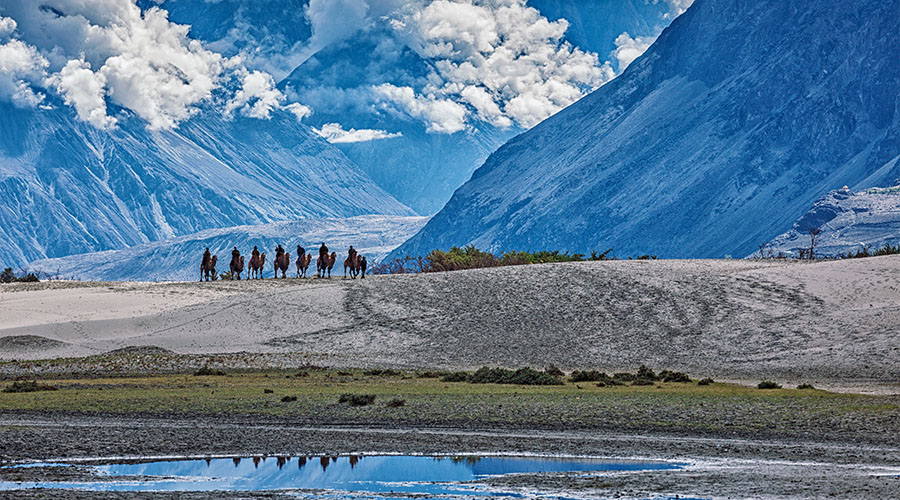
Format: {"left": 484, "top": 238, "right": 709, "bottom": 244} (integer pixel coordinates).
{"left": 0, "top": 101, "right": 413, "bottom": 267}
{"left": 392, "top": 0, "right": 900, "bottom": 259}
{"left": 763, "top": 181, "right": 900, "bottom": 258}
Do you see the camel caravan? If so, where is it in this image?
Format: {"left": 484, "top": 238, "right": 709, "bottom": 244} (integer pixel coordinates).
{"left": 199, "top": 242, "right": 367, "bottom": 281}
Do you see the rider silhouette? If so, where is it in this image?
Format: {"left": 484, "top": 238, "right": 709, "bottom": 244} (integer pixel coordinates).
{"left": 348, "top": 245, "right": 357, "bottom": 260}
{"left": 251, "top": 246, "right": 260, "bottom": 258}
{"left": 202, "top": 247, "right": 211, "bottom": 268}
{"left": 275, "top": 244, "right": 284, "bottom": 257}
{"left": 319, "top": 242, "right": 328, "bottom": 259}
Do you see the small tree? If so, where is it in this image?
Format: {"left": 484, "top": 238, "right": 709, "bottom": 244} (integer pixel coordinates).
{"left": 0, "top": 268, "right": 14, "bottom": 283}
{"left": 807, "top": 227, "right": 822, "bottom": 260}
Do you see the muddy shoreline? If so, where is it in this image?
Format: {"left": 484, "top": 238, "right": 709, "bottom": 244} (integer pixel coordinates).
{"left": 2, "top": 411, "right": 899, "bottom": 499}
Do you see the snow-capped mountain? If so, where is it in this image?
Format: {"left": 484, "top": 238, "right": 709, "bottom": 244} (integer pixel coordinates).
{"left": 392, "top": 0, "right": 900, "bottom": 260}
{"left": 762, "top": 182, "right": 900, "bottom": 258}
{"left": 28, "top": 215, "right": 428, "bottom": 282}
{"left": 0, "top": 100, "right": 412, "bottom": 267}
{"left": 152, "top": 0, "right": 681, "bottom": 215}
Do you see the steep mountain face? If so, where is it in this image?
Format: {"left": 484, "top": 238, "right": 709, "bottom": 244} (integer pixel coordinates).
{"left": 28, "top": 215, "right": 428, "bottom": 282}
{"left": 0, "top": 101, "right": 412, "bottom": 267}
{"left": 763, "top": 181, "right": 900, "bottom": 258}
{"left": 393, "top": 0, "right": 900, "bottom": 259}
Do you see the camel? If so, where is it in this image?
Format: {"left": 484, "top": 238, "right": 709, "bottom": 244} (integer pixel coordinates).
{"left": 317, "top": 252, "right": 337, "bottom": 278}
{"left": 201, "top": 255, "right": 218, "bottom": 281}
{"left": 343, "top": 253, "right": 360, "bottom": 279}
{"left": 274, "top": 252, "right": 291, "bottom": 278}
{"left": 296, "top": 253, "right": 311, "bottom": 278}
{"left": 249, "top": 252, "right": 266, "bottom": 279}
{"left": 230, "top": 255, "right": 245, "bottom": 280}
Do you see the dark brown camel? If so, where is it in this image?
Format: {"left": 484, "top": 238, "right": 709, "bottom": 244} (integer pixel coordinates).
{"left": 296, "top": 253, "right": 311, "bottom": 278}
{"left": 230, "top": 256, "right": 245, "bottom": 280}
{"left": 343, "top": 254, "right": 360, "bottom": 279}
{"left": 274, "top": 252, "right": 291, "bottom": 278}
{"left": 201, "top": 255, "right": 218, "bottom": 281}
{"left": 249, "top": 252, "right": 266, "bottom": 279}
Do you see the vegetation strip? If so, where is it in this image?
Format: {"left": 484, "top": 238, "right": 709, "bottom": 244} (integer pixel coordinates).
{"left": 1, "top": 368, "right": 897, "bottom": 444}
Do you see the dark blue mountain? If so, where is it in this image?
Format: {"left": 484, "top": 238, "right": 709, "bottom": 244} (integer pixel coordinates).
{"left": 392, "top": 0, "right": 900, "bottom": 259}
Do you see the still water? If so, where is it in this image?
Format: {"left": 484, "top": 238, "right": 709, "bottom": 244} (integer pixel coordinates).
{"left": 2, "top": 455, "right": 688, "bottom": 497}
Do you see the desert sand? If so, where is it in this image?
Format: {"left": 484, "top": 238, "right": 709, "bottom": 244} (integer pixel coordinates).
{"left": 2, "top": 257, "right": 899, "bottom": 389}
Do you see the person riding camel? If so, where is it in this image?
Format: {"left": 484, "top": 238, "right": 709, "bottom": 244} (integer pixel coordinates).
{"left": 202, "top": 247, "right": 211, "bottom": 269}
{"left": 252, "top": 246, "right": 260, "bottom": 259}
{"left": 231, "top": 246, "right": 241, "bottom": 269}
{"left": 348, "top": 245, "right": 357, "bottom": 262}
{"left": 319, "top": 242, "right": 328, "bottom": 260}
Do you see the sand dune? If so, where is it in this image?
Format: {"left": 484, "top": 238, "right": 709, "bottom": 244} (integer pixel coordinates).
{"left": 2, "top": 257, "right": 899, "bottom": 386}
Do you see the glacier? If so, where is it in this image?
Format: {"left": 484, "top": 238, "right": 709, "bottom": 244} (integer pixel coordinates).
{"left": 391, "top": 0, "right": 900, "bottom": 260}
{"left": 27, "top": 215, "right": 428, "bottom": 282}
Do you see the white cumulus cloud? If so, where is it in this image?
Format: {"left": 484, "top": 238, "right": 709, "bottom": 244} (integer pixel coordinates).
{"left": 613, "top": 32, "right": 655, "bottom": 72}
{"left": 373, "top": 83, "right": 468, "bottom": 134}
{"left": 386, "top": 0, "right": 614, "bottom": 129}
{"left": 48, "top": 58, "right": 116, "bottom": 128}
{"left": 0, "top": 16, "right": 48, "bottom": 107}
{"left": 0, "top": 1, "right": 312, "bottom": 129}
{"left": 225, "top": 69, "right": 285, "bottom": 119}
{"left": 313, "top": 122, "right": 402, "bottom": 143}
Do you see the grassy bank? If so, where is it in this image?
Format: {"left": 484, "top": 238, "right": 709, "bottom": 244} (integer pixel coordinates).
{"left": 2, "top": 368, "right": 897, "bottom": 443}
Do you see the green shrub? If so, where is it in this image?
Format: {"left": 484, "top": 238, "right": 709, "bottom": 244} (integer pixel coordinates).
{"left": 659, "top": 370, "right": 691, "bottom": 383}
{"left": 0, "top": 268, "right": 40, "bottom": 283}
{"left": 631, "top": 378, "right": 655, "bottom": 386}
{"left": 697, "top": 378, "right": 714, "bottom": 386}
{"left": 193, "top": 366, "right": 226, "bottom": 376}
{"left": 612, "top": 372, "right": 635, "bottom": 382}
{"left": 588, "top": 249, "right": 614, "bottom": 261}
{"left": 469, "top": 367, "right": 563, "bottom": 386}
{"left": 636, "top": 365, "right": 659, "bottom": 381}
{"left": 281, "top": 395, "right": 297, "bottom": 402}
{"left": 385, "top": 398, "right": 406, "bottom": 408}
{"left": 545, "top": 365, "right": 565, "bottom": 377}
{"left": 417, "top": 370, "right": 449, "bottom": 378}
{"left": 757, "top": 380, "right": 782, "bottom": 389}
{"left": 570, "top": 370, "right": 607, "bottom": 382}
{"left": 2, "top": 380, "right": 58, "bottom": 393}
{"left": 378, "top": 245, "right": 604, "bottom": 275}
{"left": 363, "top": 369, "right": 401, "bottom": 376}
{"left": 339, "top": 394, "right": 376, "bottom": 406}
{"left": 797, "top": 383, "right": 815, "bottom": 390}
{"left": 441, "top": 371, "right": 470, "bottom": 383}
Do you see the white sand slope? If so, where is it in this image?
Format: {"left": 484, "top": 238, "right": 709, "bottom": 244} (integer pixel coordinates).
{"left": 1, "top": 257, "right": 899, "bottom": 385}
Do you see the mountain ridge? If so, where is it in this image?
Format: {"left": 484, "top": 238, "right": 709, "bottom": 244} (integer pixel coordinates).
{"left": 391, "top": 0, "right": 900, "bottom": 260}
